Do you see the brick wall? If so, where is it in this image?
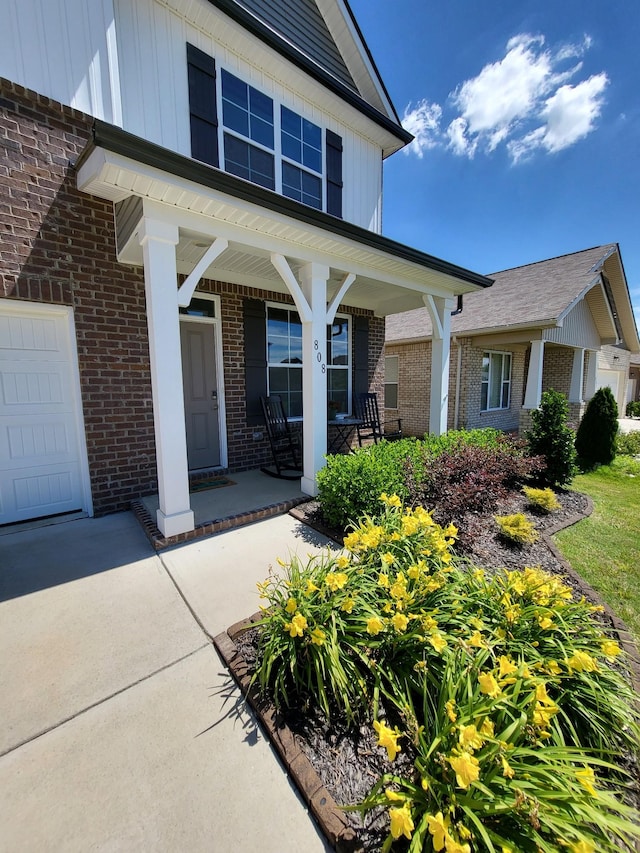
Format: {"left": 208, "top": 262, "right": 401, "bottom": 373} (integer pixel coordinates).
{"left": 1, "top": 78, "right": 156, "bottom": 515}
{"left": 1, "top": 78, "right": 382, "bottom": 514}
{"left": 542, "top": 345, "right": 574, "bottom": 397}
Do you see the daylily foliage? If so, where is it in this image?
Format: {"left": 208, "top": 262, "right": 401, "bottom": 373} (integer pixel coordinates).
{"left": 254, "top": 497, "right": 640, "bottom": 852}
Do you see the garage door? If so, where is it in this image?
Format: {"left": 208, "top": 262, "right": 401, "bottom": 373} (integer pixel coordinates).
{"left": 0, "top": 302, "right": 87, "bottom": 524}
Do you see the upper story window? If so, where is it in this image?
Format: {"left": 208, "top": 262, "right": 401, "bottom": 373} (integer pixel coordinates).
{"left": 481, "top": 351, "right": 512, "bottom": 411}
{"left": 186, "top": 45, "right": 343, "bottom": 217}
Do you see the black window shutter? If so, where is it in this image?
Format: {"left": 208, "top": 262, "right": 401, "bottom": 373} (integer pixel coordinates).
{"left": 353, "top": 315, "right": 369, "bottom": 399}
{"left": 187, "top": 43, "right": 219, "bottom": 168}
{"left": 243, "top": 299, "right": 267, "bottom": 427}
{"left": 326, "top": 129, "right": 343, "bottom": 218}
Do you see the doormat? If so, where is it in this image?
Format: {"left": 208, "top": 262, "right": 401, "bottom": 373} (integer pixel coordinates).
{"left": 189, "top": 476, "right": 236, "bottom": 493}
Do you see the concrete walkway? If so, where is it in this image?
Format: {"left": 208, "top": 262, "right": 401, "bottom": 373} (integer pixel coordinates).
{"left": 0, "top": 511, "right": 337, "bottom": 852}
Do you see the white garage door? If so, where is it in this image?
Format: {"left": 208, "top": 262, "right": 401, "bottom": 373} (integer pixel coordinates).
{"left": 0, "top": 302, "right": 88, "bottom": 524}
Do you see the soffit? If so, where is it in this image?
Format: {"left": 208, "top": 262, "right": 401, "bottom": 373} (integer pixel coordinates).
{"left": 77, "top": 143, "right": 490, "bottom": 316}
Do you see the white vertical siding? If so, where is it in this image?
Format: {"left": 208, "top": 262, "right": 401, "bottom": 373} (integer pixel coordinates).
{"left": 0, "top": 0, "right": 120, "bottom": 123}
{"left": 113, "top": 0, "right": 383, "bottom": 231}
{"left": 543, "top": 299, "right": 601, "bottom": 349}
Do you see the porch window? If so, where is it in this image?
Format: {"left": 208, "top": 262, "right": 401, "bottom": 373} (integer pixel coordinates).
{"left": 266, "top": 305, "right": 351, "bottom": 417}
{"left": 384, "top": 355, "right": 399, "bottom": 408}
{"left": 481, "top": 351, "right": 511, "bottom": 411}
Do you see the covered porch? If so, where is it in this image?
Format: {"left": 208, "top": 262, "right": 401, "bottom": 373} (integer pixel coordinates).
{"left": 77, "top": 122, "right": 490, "bottom": 538}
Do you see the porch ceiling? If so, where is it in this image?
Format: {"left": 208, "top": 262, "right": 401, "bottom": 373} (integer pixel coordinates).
{"left": 76, "top": 123, "right": 491, "bottom": 317}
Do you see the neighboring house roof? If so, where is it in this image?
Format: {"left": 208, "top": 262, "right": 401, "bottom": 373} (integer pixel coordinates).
{"left": 386, "top": 244, "right": 640, "bottom": 353}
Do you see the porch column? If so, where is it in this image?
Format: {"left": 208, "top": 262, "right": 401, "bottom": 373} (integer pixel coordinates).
{"left": 424, "top": 295, "right": 455, "bottom": 435}
{"left": 584, "top": 350, "right": 598, "bottom": 400}
{"left": 569, "top": 348, "right": 585, "bottom": 403}
{"left": 299, "top": 262, "right": 329, "bottom": 496}
{"left": 523, "top": 340, "right": 545, "bottom": 409}
{"left": 139, "top": 218, "right": 194, "bottom": 537}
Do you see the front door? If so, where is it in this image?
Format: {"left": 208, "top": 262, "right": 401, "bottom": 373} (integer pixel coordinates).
{"left": 180, "top": 320, "right": 220, "bottom": 470}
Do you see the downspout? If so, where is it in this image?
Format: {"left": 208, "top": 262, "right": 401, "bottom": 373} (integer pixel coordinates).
{"left": 453, "top": 335, "right": 462, "bottom": 430}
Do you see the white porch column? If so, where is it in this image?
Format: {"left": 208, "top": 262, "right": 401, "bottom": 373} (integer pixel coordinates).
{"left": 523, "top": 340, "right": 545, "bottom": 409}
{"left": 569, "top": 348, "right": 585, "bottom": 403}
{"left": 299, "top": 262, "right": 329, "bottom": 496}
{"left": 584, "top": 349, "right": 598, "bottom": 400}
{"left": 139, "top": 218, "right": 194, "bottom": 537}
{"left": 424, "top": 295, "right": 455, "bottom": 435}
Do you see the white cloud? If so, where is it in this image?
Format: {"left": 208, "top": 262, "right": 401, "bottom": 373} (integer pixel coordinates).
{"left": 401, "top": 100, "right": 442, "bottom": 158}
{"left": 403, "top": 32, "right": 608, "bottom": 164}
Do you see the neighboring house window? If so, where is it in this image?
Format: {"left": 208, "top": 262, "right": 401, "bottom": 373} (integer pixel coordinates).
{"left": 481, "top": 351, "right": 512, "bottom": 411}
{"left": 186, "top": 47, "right": 343, "bottom": 216}
{"left": 266, "top": 305, "right": 351, "bottom": 417}
{"left": 384, "top": 356, "right": 399, "bottom": 408}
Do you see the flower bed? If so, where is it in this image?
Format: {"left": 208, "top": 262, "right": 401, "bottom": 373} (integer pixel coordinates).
{"left": 217, "top": 497, "right": 640, "bottom": 852}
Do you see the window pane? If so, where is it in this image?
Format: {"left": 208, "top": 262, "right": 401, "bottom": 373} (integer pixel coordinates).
{"left": 303, "top": 119, "right": 321, "bottom": 149}
{"left": 303, "top": 142, "right": 321, "bottom": 173}
{"left": 301, "top": 171, "right": 322, "bottom": 209}
{"left": 221, "top": 71, "right": 247, "bottom": 108}
{"left": 481, "top": 382, "right": 488, "bottom": 411}
{"left": 267, "top": 338, "right": 289, "bottom": 364}
{"left": 250, "top": 88, "right": 273, "bottom": 123}
{"left": 281, "top": 107, "right": 301, "bottom": 137}
{"left": 328, "top": 368, "right": 348, "bottom": 412}
{"left": 501, "top": 381, "right": 510, "bottom": 409}
{"left": 269, "top": 367, "right": 290, "bottom": 393}
{"left": 481, "top": 354, "right": 490, "bottom": 383}
{"left": 249, "top": 146, "right": 275, "bottom": 189}
{"left": 489, "top": 355, "right": 502, "bottom": 409}
{"left": 282, "top": 133, "right": 302, "bottom": 162}
{"left": 224, "top": 133, "right": 250, "bottom": 181}
{"left": 251, "top": 116, "right": 274, "bottom": 148}
{"left": 267, "top": 307, "right": 289, "bottom": 337}
{"left": 385, "top": 384, "right": 398, "bottom": 409}
{"left": 222, "top": 101, "right": 249, "bottom": 137}
{"left": 385, "top": 356, "right": 399, "bottom": 384}
{"left": 282, "top": 161, "right": 302, "bottom": 202}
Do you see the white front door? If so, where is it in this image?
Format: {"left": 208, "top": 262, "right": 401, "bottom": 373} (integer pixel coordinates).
{"left": 0, "top": 302, "right": 88, "bottom": 524}
{"left": 180, "top": 320, "right": 221, "bottom": 470}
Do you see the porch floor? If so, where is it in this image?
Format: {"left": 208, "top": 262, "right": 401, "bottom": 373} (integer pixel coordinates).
{"left": 131, "top": 469, "right": 308, "bottom": 549}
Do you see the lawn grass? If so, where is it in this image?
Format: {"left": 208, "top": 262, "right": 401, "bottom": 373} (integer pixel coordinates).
{"left": 554, "top": 455, "right": 640, "bottom": 644}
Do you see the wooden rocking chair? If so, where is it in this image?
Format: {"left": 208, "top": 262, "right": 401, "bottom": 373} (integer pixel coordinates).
{"left": 260, "top": 396, "right": 303, "bottom": 479}
{"left": 354, "top": 392, "right": 403, "bottom": 446}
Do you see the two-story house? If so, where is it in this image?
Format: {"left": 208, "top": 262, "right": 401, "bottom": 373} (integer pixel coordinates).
{"left": 1, "top": 0, "right": 491, "bottom": 536}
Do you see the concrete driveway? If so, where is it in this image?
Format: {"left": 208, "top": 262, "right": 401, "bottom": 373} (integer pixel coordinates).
{"left": 0, "top": 511, "right": 336, "bottom": 852}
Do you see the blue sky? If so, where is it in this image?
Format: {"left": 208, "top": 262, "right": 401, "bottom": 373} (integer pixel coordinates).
{"left": 349, "top": 0, "right": 640, "bottom": 334}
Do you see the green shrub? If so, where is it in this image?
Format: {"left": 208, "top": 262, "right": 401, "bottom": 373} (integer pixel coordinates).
{"left": 526, "top": 389, "right": 577, "bottom": 487}
{"left": 522, "top": 485, "right": 561, "bottom": 512}
{"left": 317, "top": 438, "right": 423, "bottom": 528}
{"left": 575, "top": 387, "right": 619, "bottom": 469}
{"left": 495, "top": 512, "right": 538, "bottom": 545}
{"left": 420, "top": 427, "right": 505, "bottom": 454}
{"left": 625, "top": 400, "right": 640, "bottom": 418}
{"left": 255, "top": 498, "right": 640, "bottom": 852}
{"left": 616, "top": 430, "right": 640, "bottom": 456}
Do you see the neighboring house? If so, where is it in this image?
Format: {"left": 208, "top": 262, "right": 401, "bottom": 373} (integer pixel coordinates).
{"left": 385, "top": 245, "right": 640, "bottom": 436}
{"left": 629, "top": 353, "right": 640, "bottom": 407}
{"left": 1, "top": 0, "right": 491, "bottom": 535}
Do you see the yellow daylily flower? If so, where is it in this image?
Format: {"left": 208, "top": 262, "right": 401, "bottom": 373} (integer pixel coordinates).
{"left": 335, "top": 554, "right": 350, "bottom": 569}
{"left": 600, "top": 639, "right": 621, "bottom": 658}
{"left": 479, "top": 718, "right": 495, "bottom": 738}
{"left": 425, "top": 811, "right": 450, "bottom": 852}
{"left": 389, "top": 802, "right": 414, "bottom": 840}
{"left": 576, "top": 766, "right": 598, "bottom": 797}
{"left": 366, "top": 616, "right": 385, "bottom": 636}
{"left": 380, "top": 492, "right": 402, "bottom": 507}
{"left": 478, "top": 671, "right": 501, "bottom": 698}
{"left": 498, "top": 656, "right": 518, "bottom": 678}
{"left": 458, "top": 724, "right": 483, "bottom": 751}
{"left": 428, "top": 633, "right": 448, "bottom": 653}
{"left": 378, "top": 572, "right": 389, "bottom": 588}
{"left": 448, "top": 751, "right": 480, "bottom": 789}
{"left": 381, "top": 551, "right": 396, "bottom": 565}
{"left": 285, "top": 597, "right": 297, "bottom": 614}
{"left": 325, "top": 572, "right": 348, "bottom": 592}
{"left": 343, "top": 531, "right": 360, "bottom": 551}
{"left": 566, "top": 650, "right": 598, "bottom": 673}
{"left": 445, "top": 837, "right": 470, "bottom": 853}
{"left": 501, "top": 756, "right": 515, "bottom": 779}
{"left": 401, "top": 514, "right": 420, "bottom": 536}
{"left": 310, "top": 627, "right": 326, "bottom": 646}
{"left": 445, "top": 699, "right": 457, "bottom": 722}
{"left": 341, "top": 596, "right": 355, "bottom": 614}
{"left": 546, "top": 659, "right": 562, "bottom": 675}
{"left": 538, "top": 616, "right": 554, "bottom": 629}
{"left": 373, "top": 719, "right": 402, "bottom": 761}
{"left": 384, "top": 788, "right": 404, "bottom": 802}
{"left": 391, "top": 612, "right": 409, "bottom": 633}
{"left": 284, "top": 613, "right": 307, "bottom": 638}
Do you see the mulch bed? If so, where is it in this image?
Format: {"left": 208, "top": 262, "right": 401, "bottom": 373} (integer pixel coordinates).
{"left": 215, "top": 491, "right": 640, "bottom": 852}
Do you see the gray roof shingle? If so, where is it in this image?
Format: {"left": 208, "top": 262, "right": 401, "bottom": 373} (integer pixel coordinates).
{"left": 386, "top": 245, "right": 615, "bottom": 343}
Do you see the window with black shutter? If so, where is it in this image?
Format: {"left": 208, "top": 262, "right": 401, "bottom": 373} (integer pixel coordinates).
{"left": 187, "top": 43, "right": 219, "bottom": 168}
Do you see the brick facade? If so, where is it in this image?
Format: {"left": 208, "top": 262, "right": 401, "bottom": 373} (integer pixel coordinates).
{"left": 1, "top": 78, "right": 382, "bottom": 516}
